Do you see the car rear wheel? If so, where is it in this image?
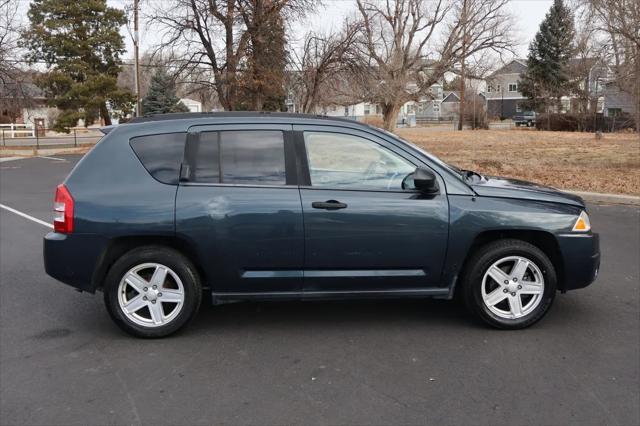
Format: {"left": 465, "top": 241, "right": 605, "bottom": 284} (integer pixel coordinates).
{"left": 460, "top": 239, "right": 556, "bottom": 329}
{"left": 104, "top": 246, "right": 202, "bottom": 338}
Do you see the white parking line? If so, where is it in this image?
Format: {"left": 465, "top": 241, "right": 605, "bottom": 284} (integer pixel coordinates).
{"left": 0, "top": 203, "right": 53, "bottom": 229}
{"left": 0, "top": 157, "right": 28, "bottom": 163}
{"left": 37, "top": 155, "right": 67, "bottom": 162}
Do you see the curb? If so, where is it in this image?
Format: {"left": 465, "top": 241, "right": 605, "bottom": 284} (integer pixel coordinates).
{"left": 567, "top": 190, "right": 640, "bottom": 206}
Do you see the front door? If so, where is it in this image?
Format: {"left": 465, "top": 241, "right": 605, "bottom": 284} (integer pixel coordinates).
{"left": 175, "top": 125, "right": 304, "bottom": 294}
{"left": 295, "top": 126, "right": 449, "bottom": 293}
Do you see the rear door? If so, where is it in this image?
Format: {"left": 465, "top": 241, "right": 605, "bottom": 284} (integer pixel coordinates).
{"left": 295, "top": 125, "right": 449, "bottom": 293}
{"left": 175, "top": 124, "right": 304, "bottom": 294}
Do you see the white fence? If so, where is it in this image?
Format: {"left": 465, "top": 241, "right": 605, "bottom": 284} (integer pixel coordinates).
{"left": 0, "top": 123, "right": 36, "bottom": 138}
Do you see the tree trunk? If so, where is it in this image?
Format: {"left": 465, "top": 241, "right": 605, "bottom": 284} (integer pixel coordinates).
{"left": 458, "top": 0, "right": 468, "bottom": 131}
{"left": 100, "top": 102, "right": 111, "bottom": 126}
{"left": 636, "top": 55, "right": 639, "bottom": 134}
{"left": 458, "top": 68, "right": 466, "bottom": 131}
{"left": 382, "top": 103, "right": 401, "bottom": 131}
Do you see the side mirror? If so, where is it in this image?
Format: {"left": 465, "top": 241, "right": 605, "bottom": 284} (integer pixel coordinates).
{"left": 413, "top": 167, "right": 439, "bottom": 194}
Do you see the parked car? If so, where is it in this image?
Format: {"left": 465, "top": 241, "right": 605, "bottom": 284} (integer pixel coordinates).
{"left": 44, "top": 113, "right": 600, "bottom": 337}
{"left": 513, "top": 111, "right": 537, "bottom": 127}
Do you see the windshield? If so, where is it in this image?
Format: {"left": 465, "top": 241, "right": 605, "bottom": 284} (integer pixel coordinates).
{"left": 378, "top": 128, "right": 463, "bottom": 177}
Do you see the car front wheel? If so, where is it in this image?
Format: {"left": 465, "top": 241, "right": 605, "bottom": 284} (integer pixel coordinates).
{"left": 103, "top": 246, "right": 202, "bottom": 338}
{"left": 461, "top": 239, "right": 557, "bottom": 329}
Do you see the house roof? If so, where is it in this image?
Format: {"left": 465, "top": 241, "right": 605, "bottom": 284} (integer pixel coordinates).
{"left": 488, "top": 59, "right": 527, "bottom": 78}
{"left": 0, "top": 82, "right": 45, "bottom": 99}
{"left": 442, "top": 91, "right": 460, "bottom": 102}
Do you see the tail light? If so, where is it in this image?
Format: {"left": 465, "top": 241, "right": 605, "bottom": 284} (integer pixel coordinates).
{"left": 54, "top": 184, "right": 74, "bottom": 233}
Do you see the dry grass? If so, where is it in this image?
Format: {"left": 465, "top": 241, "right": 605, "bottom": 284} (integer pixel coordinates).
{"left": 395, "top": 128, "right": 640, "bottom": 195}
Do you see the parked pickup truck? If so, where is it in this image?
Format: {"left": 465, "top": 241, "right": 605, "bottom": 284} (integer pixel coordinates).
{"left": 513, "top": 111, "right": 537, "bottom": 127}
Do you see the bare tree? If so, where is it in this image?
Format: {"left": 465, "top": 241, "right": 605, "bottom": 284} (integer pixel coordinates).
{"left": 349, "top": 0, "right": 450, "bottom": 130}
{"left": 0, "top": 0, "right": 20, "bottom": 83}
{"left": 148, "top": 0, "right": 249, "bottom": 111}
{"left": 0, "top": 1, "right": 38, "bottom": 123}
{"left": 350, "top": 0, "right": 514, "bottom": 131}
{"left": 290, "top": 22, "right": 361, "bottom": 113}
{"left": 452, "top": 0, "right": 514, "bottom": 130}
{"left": 581, "top": 0, "right": 639, "bottom": 132}
{"left": 149, "top": 0, "right": 315, "bottom": 111}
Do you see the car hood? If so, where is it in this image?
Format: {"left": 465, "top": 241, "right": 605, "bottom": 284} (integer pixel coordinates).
{"left": 470, "top": 175, "right": 585, "bottom": 207}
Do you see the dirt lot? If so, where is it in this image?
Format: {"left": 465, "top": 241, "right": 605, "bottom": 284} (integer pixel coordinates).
{"left": 396, "top": 128, "right": 640, "bottom": 195}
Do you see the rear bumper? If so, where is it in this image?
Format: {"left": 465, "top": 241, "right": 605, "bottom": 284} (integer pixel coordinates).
{"left": 556, "top": 232, "right": 600, "bottom": 291}
{"left": 43, "top": 232, "right": 108, "bottom": 293}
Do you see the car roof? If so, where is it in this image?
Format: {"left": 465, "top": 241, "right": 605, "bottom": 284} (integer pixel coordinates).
{"left": 127, "top": 112, "right": 363, "bottom": 126}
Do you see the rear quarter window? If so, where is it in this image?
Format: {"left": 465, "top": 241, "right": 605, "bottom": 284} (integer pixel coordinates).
{"left": 130, "top": 133, "right": 186, "bottom": 184}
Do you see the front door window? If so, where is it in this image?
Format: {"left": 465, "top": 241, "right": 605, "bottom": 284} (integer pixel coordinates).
{"left": 304, "top": 132, "right": 416, "bottom": 191}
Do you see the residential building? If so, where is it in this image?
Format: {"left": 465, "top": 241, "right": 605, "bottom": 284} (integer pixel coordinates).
{"left": 482, "top": 58, "right": 612, "bottom": 118}
{"left": 440, "top": 92, "right": 461, "bottom": 120}
{"left": 0, "top": 80, "right": 56, "bottom": 128}
{"left": 179, "top": 98, "right": 203, "bottom": 113}
{"left": 483, "top": 59, "right": 528, "bottom": 119}
{"left": 603, "top": 82, "right": 637, "bottom": 117}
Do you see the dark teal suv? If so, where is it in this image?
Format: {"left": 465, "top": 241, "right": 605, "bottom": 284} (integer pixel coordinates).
{"left": 43, "top": 113, "right": 600, "bottom": 337}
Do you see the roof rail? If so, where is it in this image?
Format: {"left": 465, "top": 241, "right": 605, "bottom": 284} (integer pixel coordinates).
{"left": 126, "top": 111, "right": 342, "bottom": 124}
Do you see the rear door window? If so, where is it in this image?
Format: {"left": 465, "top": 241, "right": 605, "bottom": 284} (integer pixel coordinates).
{"left": 130, "top": 133, "right": 186, "bottom": 184}
{"left": 189, "top": 130, "right": 287, "bottom": 186}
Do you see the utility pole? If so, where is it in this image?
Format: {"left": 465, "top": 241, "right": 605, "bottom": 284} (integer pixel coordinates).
{"left": 133, "top": 0, "right": 142, "bottom": 117}
{"left": 457, "top": 0, "right": 469, "bottom": 131}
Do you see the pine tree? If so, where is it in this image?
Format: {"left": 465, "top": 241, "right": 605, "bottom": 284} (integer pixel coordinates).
{"left": 142, "top": 70, "right": 189, "bottom": 115}
{"left": 22, "top": 0, "right": 133, "bottom": 131}
{"left": 520, "top": 0, "right": 576, "bottom": 114}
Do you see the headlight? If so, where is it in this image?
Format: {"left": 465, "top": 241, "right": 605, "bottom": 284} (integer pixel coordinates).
{"left": 572, "top": 211, "right": 591, "bottom": 232}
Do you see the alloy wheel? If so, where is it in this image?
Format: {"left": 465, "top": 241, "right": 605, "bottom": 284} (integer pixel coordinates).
{"left": 481, "top": 256, "right": 545, "bottom": 319}
{"left": 117, "top": 263, "right": 185, "bottom": 327}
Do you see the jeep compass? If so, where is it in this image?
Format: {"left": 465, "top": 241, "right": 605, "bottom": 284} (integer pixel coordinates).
{"left": 43, "top": 113, "right": 600, "bottom": 337}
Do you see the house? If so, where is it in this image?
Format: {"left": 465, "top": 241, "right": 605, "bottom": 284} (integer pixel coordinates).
{"left": 603, "top": 82, "right": 637, "bottom": 117}
{"left": 179, "top": 98, "right": 202, "bottom": 113}
{"left": 0, "top": 80, "right": 56, "bottom": 128}
{"left": 482, "top": 57, "right": 612, "bottom": 118}
{"left": 320, "top": 80, "right": 446, "bottom": 125}
{"left": 440, "top": 91, "right": 460, "bottom": 120}
{"left": 482, "top": 59, "right": 528, "bottom": 119}
{"left": 563, "top": 57, "right": 610, "bottom": 113}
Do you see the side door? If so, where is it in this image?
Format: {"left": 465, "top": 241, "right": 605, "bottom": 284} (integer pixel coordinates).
{"left": 175, "top": 124, "right": 304, "bottom": 294}
{"left": 295, "top": 125, "right": 449, "bottom": 293}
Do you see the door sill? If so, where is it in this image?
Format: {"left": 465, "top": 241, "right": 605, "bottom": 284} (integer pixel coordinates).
{"left": 211, "top": 288, "right": 450, "bottom": 303}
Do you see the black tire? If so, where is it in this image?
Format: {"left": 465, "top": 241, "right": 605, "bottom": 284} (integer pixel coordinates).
{"left": 460, "top": 239, "right": 556, "bottom": 329}
{"left": 103, "top": 246, "right": 202, "bottom": 338}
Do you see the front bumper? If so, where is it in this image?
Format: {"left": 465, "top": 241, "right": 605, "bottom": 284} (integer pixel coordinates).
{"left": 556, "top": 232, "right": 600, "bottom": 291}
{"left": 43, "top": 232, "right": 109, "bottom": 293}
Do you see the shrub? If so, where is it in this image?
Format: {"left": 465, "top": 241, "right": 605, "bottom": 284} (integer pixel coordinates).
{"left": 535, "top": 113, "right": 636, "bottom": 132}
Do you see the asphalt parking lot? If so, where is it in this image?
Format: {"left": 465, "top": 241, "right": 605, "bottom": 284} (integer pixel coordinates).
{"left": 1, "top": 154, "right": 639, "bottom": 426}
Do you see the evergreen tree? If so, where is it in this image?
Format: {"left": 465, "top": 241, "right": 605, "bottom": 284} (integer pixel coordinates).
{"left": 22, "top": 0, "right": 133, "bottom": 131}
{"left": 519, "top": 0, "right": 576, "bottom": 114}
{"left": 142, "top": 70, "right": 189, "bottom": 115}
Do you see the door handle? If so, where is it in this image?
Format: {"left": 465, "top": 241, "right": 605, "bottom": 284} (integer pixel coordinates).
{"left": 311, "top": 200, "right": 348, "bottom": 210}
